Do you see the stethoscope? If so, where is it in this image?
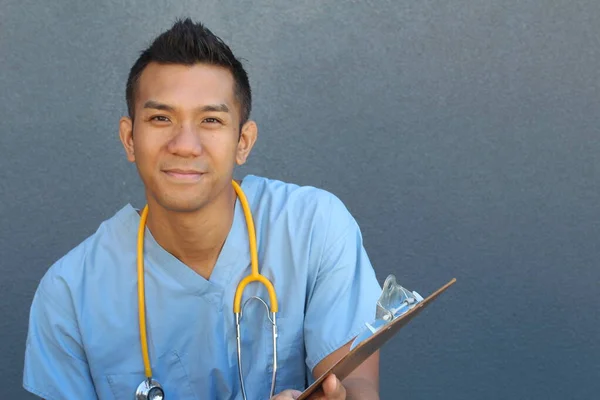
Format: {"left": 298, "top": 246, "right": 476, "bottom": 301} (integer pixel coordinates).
{"left": 135, "top": 180, "right": 279, "bottom": 400}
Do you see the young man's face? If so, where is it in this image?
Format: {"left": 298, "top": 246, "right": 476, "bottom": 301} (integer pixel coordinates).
{"left": 119, "top": 62, "right": 256, "bottom": 213}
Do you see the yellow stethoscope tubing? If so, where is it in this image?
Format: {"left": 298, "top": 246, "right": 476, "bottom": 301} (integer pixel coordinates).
{"left": 137, "top": 204, "right": 152, "bottom": 379}
{"left": 136, "top": 180, "right": 278, "bottom": 379}
{"left": 231, "top": 179, "right": 278, "bottom": 314}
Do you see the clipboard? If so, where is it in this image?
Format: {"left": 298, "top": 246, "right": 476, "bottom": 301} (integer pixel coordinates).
{"left": 298, "top": 278, "right": 456, "bottom": 399}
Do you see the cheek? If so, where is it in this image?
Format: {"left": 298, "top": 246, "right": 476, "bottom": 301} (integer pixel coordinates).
{"left": 133, "top": 134, "right": 163, "bottom": 169}
{"left": 204, "top": 133, "right": 239, "bottom": 160}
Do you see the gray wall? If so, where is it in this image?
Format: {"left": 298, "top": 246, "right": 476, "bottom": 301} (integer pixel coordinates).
{"left": 1, "top": 0, "right": 599, "bottom": 398}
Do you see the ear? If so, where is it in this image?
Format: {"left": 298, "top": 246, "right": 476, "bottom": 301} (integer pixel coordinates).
{"left": 119, "top": 116, "right": 135, "bottom": 163}
{"left": 236, "top": 120, "right": 258, "bottom": 165}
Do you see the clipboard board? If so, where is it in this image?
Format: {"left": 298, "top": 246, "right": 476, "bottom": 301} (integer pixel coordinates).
{"left": 298, "top": 278, "right": 456, "bottom": 400}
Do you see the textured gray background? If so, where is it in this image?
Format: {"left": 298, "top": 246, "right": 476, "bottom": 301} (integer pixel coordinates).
{"left": 1, "top": 0, "right": 599, "bottom": 399}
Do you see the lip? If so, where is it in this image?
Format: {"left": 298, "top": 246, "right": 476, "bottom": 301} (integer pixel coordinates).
{"left": 162, "top": 169, "right": 205, "bottom": 181}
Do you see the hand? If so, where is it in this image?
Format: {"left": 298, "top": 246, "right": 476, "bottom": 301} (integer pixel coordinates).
{"left": 271, "top": 374, "right": 346, "bottom": 400}
{"left": 270, "top": 389, "right": 302, "bottom": 399}
{"left": 308, "top": 374, "right": 347, "bottom": 400}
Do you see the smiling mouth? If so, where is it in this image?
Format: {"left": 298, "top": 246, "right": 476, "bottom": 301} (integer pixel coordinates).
{"left": 163, "top": 169, "right": 205, "bottom": 181}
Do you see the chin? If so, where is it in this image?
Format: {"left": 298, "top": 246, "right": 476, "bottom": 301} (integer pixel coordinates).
{"left": 155, "top": 195, "right": 210, "bottom": 213}
{"left": 148, "top": 179, "right": 230, "bottom": 212}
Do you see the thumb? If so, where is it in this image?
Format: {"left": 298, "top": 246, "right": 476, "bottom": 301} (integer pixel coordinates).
{"left": 271, "top": 389, "right": 303, "bottom": 399}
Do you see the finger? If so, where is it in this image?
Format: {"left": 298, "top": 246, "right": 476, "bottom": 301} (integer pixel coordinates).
{"left": 309, "top": 375, "right": 338, "bottom": 400}
{"left": 271, "top": 389, "right": 303, "bottom": 399}
{"left": 321, "top": 374, "right": 346, "bottom": 399}
{"left": 308, "top": 389, "right": 325, "bottom": 400}
{"left": 322, "top": 374, "right": 337, "bottom": 393}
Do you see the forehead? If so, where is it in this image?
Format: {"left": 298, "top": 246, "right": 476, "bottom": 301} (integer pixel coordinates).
{"left": 135, "top": 62, "right": 237, "bottom": 111}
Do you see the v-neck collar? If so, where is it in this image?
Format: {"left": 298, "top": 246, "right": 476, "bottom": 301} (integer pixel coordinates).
{"left": 123, "top": 175, "right": 258, "bottom": 296}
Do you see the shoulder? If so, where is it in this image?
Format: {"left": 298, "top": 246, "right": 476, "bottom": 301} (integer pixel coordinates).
{"left": 246, "top": 175, "right": 360, "bottom": 264}
{"left": 247, "top": 174, "right": 353, "bottom": 227}
{"left": 35, "top": 204, "right": 138, "bottom": 308}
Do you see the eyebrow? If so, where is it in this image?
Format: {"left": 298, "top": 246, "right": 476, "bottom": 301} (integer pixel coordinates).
{"left": 142, "top": 100, "right": 230, "bottom": 113}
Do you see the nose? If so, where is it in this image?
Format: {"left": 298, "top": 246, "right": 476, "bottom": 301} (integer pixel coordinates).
{"left": 166, "top": 122, "right": 202, "bottom": 157}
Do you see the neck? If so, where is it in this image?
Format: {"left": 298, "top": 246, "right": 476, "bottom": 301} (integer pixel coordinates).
{"left": 144, "top": 185, "right": 237, "bottom": 279}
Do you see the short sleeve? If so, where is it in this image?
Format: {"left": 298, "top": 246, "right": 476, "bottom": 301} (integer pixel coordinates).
{"left": 303, "top": 195, "right": 382, "bottom": 372}
{"left": 23, "top": 270, "right": 96, "bottom": 399}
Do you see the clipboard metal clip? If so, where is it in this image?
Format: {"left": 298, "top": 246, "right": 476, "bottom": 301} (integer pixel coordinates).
{"left": 350, "top": 275, "right": 424, "bottom": 350}
{"left": 298, "top": 277, "right": 455, "bottom": 400}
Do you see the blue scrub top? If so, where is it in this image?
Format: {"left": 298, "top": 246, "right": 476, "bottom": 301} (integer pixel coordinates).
{"left": 23, "top": 175, "right": 382, "bottom": 400}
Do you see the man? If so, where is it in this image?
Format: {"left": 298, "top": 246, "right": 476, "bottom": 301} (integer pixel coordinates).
{"left": 23, "top": 18, "right": 381, "bottom": 400}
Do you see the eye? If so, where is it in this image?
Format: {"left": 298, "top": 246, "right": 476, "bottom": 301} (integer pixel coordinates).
{"left": 203, "top": 117, "right": 222, "bottom": 124}
{"left": 150, "top": 115, "right": 170, "bottom": 122}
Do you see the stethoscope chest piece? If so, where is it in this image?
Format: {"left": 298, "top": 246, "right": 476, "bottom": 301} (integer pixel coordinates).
{"left": 136, "top": 378, "right": 165, "bottom": 400}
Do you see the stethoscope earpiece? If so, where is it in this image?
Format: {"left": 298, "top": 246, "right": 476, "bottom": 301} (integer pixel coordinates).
{"left": 136, "top": 378, "right": 165, "bottom": 400}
